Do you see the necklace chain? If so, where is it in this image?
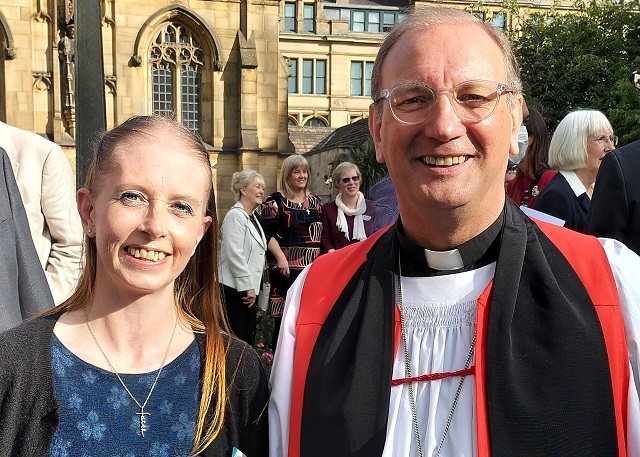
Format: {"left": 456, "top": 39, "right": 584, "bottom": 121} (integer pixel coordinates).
{"left": 397, "top": 253, "right": 476, "bottom": 457}
{"left": 85, "top": 310, "right": 178, "bottom": 437}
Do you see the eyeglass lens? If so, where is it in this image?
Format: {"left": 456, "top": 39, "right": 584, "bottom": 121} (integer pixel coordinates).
{"left": 385, "top": 80, "right": 509, "bottom": 124}
{"left": 341, "top": 176, "right": 360, "bottom": 183}
{"left": 596, "top": 135, "right": 618, "bottom": 146}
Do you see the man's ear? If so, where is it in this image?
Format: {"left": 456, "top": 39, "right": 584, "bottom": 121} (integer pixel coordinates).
{"left": 369, "top": 104, "right": 386, "bottom": 164}
{"left": 509, "top": 96, "right": 524, "bottom": 158}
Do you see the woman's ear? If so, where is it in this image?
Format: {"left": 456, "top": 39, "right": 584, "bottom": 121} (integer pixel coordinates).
{"left": 77, "top": 188, "right": 95, "bottom": 236}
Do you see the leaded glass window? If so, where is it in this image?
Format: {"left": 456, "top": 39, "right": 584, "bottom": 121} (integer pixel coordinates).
{"left": 150, "top": 23, "right": 203, "bottom": 135}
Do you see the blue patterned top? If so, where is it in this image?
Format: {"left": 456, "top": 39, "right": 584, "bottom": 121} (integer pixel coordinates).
{"left": 49, "top": 335, "right": 201, "bottom": 457}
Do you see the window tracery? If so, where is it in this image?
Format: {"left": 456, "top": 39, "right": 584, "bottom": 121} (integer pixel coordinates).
{"left": 150, "top": 22, "right": 202, "bottom": 134}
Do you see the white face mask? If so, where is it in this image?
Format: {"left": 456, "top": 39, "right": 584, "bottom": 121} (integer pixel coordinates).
{"left": 513, "top": 124, "right": 529, "bottom": 165}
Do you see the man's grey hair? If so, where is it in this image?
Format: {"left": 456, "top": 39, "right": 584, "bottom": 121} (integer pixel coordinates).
{"left": 371, "top": 6, "right": 522, "bottom": 119}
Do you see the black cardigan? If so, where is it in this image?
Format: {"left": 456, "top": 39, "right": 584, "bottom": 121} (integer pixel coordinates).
{"left": 0, "top": 313, "right": 269, "bottom": 456}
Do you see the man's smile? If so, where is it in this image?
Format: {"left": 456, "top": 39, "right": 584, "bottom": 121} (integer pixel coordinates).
{"left": 421, "top": 155, "right": 470, "bottom": 167}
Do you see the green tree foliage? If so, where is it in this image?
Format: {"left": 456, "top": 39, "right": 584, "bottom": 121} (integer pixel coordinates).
{"left": 497, "top": 0, "right": 640, "bottom": 143}
{"left": 327, "top": 138, "right": 387, "bottom": 196}
{"left": 348, "top": 137, "right": 387, "bottom": 195}
{"left": 609, "top": 64, "right": 640, "bottom": 144}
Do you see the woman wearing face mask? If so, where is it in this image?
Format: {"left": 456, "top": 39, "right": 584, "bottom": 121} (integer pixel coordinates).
{"left": 505, "top": 102, "right": 530, "bottom": 189}
{"left": 506, "top": 106, "right": 554, "bottom": 207}
{"left": 320, "top": 162, "right": 374, "bottom": 254}
{"left": 533, "top": 109, "right": 617, "bottom": 232}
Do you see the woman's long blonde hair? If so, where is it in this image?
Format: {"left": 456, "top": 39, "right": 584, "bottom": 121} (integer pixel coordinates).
{"left": 42, "top": 115, "right": 230, "bottom": 453}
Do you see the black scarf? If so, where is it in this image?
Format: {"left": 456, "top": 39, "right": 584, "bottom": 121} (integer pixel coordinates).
{"left": 301, "top": 201, "right": 617, "bottom": 456}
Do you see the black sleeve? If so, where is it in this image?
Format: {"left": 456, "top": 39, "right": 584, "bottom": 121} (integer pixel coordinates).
{"left": 587, "top": 151, "right": 629, "bottom": 243}
{"left": 225, "top": 338, "right": 270, "bottom": 457}
{"left": 0, "top": 149, "right": 54, "bottom": 331}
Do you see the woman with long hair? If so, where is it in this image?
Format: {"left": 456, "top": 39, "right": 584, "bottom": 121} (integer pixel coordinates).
{"left": 0, "top": 116, "right": 269, "bottom": 456}
{"left": 506, "top": 106, "right": 553, "bottom": 207}
{"left": 259, "top": 154, "right": 322, "bottom": 352}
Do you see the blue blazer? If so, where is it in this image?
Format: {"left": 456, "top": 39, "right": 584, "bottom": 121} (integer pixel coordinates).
{"left": 0, "top": 148, "right": 53, "bottom": 334}
{"left": 533, "top": 171, "right": 590, "bottom": 233}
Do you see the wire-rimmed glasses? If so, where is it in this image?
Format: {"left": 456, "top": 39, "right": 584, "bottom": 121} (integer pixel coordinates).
{"left": 592, "top": 135, "right": 619, "bottom": 147}
{"left": 375, "top": 80, "right": 514, "bottom": 125}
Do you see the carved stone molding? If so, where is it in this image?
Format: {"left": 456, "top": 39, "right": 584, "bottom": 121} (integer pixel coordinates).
{"left": 105, "top": 75, "right": 117, "bottom": 95}
{"left": 0, "top": 10, "right": 16, "bottom": 59}
{"left": 33, "top": 72, "right": 53, "bottom": 91}
{"left": 149, "top": 23, "right": 204, "bottom": 69}
{"left": 131, "top": 5, "right": 223, "bottom": 71}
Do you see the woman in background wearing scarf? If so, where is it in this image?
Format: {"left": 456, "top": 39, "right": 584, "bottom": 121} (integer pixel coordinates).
{"left": 320, "top": 162, "right": 375, "bottom": 254}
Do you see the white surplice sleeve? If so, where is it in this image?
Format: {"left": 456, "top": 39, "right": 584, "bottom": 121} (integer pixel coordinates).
{"left": 268, "top": 267, "right": 310, "bottom": 457}
{"left": 600, "top": 237, "right": 640, "bottom": 456}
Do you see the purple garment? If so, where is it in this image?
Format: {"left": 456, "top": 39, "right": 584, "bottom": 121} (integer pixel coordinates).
{"left": 319, "top": 200, "right": 375, "bottom": 254}
{"left": 365, "top": 174, "right": 399, "bottom": 233}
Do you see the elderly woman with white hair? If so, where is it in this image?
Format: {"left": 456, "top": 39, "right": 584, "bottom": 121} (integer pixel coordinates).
{"left": 219, "top": 170, "right": 267, "bottom": 345}
{"left": 533, "top": 109, "right": 616, "bottom": 232}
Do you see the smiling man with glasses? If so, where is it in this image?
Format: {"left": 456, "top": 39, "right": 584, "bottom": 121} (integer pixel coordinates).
{"left": 269, "top": 7, "right": 640, "bottom": 457}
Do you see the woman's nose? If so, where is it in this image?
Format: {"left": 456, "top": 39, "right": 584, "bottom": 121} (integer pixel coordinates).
{"left": 141, "top": 202, "right": 168, "bottom": 239}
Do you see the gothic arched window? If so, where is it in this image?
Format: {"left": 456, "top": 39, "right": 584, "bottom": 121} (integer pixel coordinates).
{"left": 150, "top": 22, "right": 202, "bottom": 134}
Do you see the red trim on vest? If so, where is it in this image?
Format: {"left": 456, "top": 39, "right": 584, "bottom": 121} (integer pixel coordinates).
{"left": 290, "top": 222, "right": 629, "bottom": 456}
{"left": 289, "top": 229, "right": 386, "bottom": 457}
{"left": 534, "top": 219, "right": 629, "bottom": 456}
{"left": 475, "top": 281, "right": 494, "bottom": 456}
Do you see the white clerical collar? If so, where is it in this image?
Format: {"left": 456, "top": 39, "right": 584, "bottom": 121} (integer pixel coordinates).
{"left": 424, "top": 248, "right": 464, "bottom": 270}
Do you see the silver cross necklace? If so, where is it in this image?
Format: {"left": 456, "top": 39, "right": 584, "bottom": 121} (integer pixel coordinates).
{"left": 85, "top": 310, "right": 178, "bottom": 437}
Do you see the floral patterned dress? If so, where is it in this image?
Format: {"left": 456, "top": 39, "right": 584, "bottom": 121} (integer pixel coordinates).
{"left": 49, "top": 336, "right": 200, "bottom": 457}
